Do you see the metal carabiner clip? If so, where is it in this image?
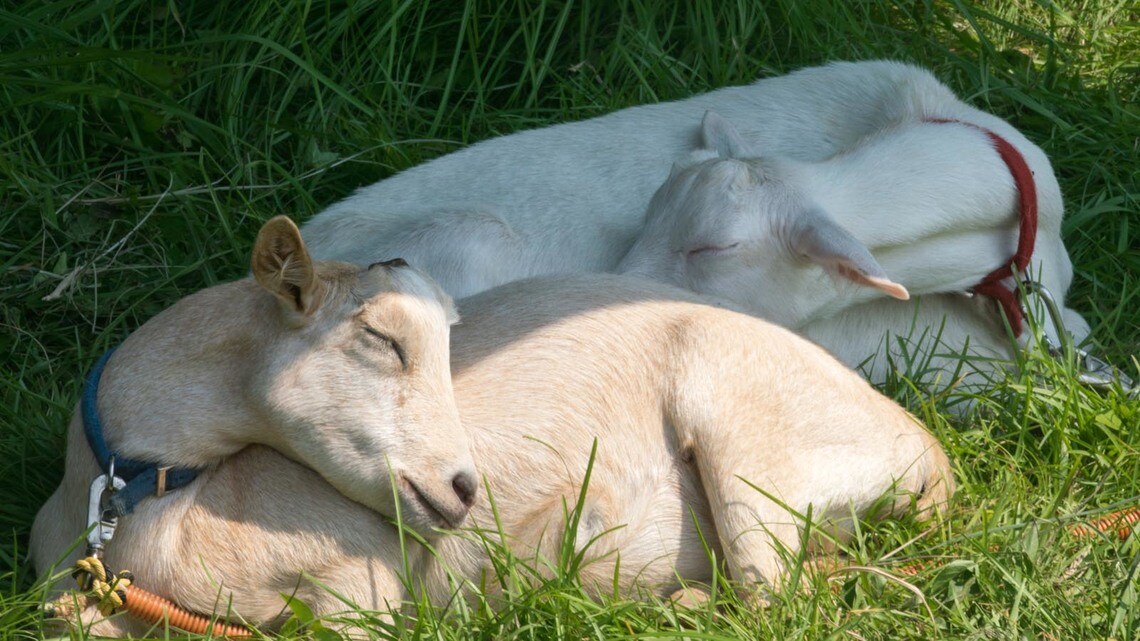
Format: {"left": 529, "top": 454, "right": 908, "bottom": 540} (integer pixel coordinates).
{"left": 86, "top": 460, "right": 126, "bottom": 557}
{"left": 1018, "top": 280, "right": 1136, "bottom": 396}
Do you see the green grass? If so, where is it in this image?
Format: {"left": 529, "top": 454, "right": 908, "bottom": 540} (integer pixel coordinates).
{"left": 1, "top": 0, "right": 1138, "bottom": 638}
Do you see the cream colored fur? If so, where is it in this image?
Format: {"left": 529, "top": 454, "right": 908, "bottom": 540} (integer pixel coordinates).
{"left": 32, "top": 217, "right": 476, "bottom": 628}
{"left": 32, "top": 221, "right": 954, "bottom": 636}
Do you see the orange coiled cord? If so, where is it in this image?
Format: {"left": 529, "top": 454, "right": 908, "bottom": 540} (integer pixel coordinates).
{"left": 894, "top": 507, "right": 1140, "bottom": 577}
{"left": 895, "top": 558, "right": 939, "bottom": 577}
{"left": 1067, "top": 507, "right": 1140, "bottom": 541}
{"left": 123, "top": 584, "right": 251, "bottom": 638}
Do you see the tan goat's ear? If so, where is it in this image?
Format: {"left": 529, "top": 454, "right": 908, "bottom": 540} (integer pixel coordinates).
{"left": 251, "top": 216, "right": 325, "bottom": 317}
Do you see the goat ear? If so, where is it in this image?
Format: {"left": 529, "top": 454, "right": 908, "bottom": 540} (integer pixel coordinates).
{"left": 700, "top": 110, "right": 754, "bottom": 159}
{"left": 790, "top": 211, "right": 910, "bottom": 300}
{"left": 251, "top": 216, "right": 325, "bottom": 316}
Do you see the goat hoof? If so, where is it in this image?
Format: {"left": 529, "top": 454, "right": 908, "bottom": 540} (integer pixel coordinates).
{"left": 668, "top": 585, "right": 711, "bottom": 608}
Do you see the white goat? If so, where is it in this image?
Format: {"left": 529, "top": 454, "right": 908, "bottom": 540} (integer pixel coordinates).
{"left": 618, "top": 111, "right": 1087, "bottom": 382}
{"left": 34, "top": 218, "right": 954, "bottom": 637}
{"left": 302, "top": 60, "right": 1088, "bottom": 385}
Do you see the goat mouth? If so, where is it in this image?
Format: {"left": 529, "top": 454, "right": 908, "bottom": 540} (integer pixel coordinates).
{"left": 686, "top": 242, "right": 740, "bottom": 259}
{"left": 400, "top": 475, "right": 460, "bottom": 529}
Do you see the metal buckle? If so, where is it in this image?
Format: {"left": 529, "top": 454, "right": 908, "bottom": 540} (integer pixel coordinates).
{"left": 155, "top": 466, "right": 171, "bottom": 498}
{"left": 86, "top": 459, "right": 126, "bottom": 557}
{"left": 1018, "top": 280, "right": 1136, "bottom": 396}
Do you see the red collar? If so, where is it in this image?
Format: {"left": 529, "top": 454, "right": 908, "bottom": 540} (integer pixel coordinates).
{"left": 926, "top": 118, "right": 1038, "bottom": 336}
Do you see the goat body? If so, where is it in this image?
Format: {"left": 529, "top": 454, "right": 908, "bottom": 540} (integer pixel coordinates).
{"left": 33, "top": 251, "right": 953, "bottom": 636}
{"left": 620, "top": 115, "right": 1086, "bottom": 382}
{"left": 301, "top": 60, "right": 1087, "bottom": 386}
{"left": 302, "top": 61, "right": 955, "bottom": 297}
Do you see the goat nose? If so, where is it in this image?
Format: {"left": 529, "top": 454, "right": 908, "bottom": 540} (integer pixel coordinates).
{"left": 452, "top": 470, "right": 477, "bottom": 508}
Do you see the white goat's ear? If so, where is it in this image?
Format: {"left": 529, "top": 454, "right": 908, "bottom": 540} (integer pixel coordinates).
{"left": 790, "top": 211, "right": 910, "bottom": 300}
{"left": 700, "top": 110, "right": 754, "bottom": 159}
{"left": 252, "top": 216, "right": 325, "bottom": 317}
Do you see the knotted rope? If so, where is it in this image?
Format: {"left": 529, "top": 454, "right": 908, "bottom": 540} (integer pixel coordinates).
{"left": 45, "top": 555, "right": 251, "bottom": 638}
{"left": 72, "top": 555, "right": 132, "bottom": 616}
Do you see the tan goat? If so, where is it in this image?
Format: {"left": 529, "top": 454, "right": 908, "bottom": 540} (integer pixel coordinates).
{"left": 32, "top": 217, "right": 954, "bottom": 636}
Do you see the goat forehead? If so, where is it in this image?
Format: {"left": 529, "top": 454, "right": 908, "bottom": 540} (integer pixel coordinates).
{"left": 652, "top": 168, "right": 701, "bottom": 207}
{"left": 389, "top": 269, "right": 459, "bottom": 325}
{"left": 347, "top": 293, "right": 449, "bottom": 348}
{"left": 678, "top": 170, "right": 757, "bottom": 217}
{"left": 350, "top": 266, "right": 457, "bottom": 323}
{"left": 672, "top": 160, "right": 761, "bottom": 208}
{"left": 698, "top": 158, "right": 754, "bottom": 187}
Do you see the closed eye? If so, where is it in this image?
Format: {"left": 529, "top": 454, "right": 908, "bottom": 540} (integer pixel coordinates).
{"left": 686, "top": 242, "right": 740, "bottom": 259}
{"left": 363, "top": 327, "right": 407, "bottom": 368}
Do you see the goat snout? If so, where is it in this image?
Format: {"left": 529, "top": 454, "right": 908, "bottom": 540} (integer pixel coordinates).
{"left": 400, "top": 471, "right": 473, "bottom": 529}
{"left": 452, "top": 470, "right": 478, "bottom": 508}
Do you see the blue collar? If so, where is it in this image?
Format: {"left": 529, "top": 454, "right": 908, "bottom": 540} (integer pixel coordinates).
{"left": 83, "top": 347, "right": 202, "bottom": 517}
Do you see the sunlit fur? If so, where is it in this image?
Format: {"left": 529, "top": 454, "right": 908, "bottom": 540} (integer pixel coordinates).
{"left": 32, "top": 218, "right": 475, "bottom": 632}
{"left": 34, "top": 224, "right": 953, "bottom": 636}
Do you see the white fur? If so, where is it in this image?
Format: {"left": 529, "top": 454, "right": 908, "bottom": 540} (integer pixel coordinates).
{"left": 33, "top": 224, "right": 954, "bottom": 636}
{"left": 619, "top": 114, "right": 1087, "bottom": 383}
{"left": 302, "top": 60, "right": 1088, "bottom": 385}
{"left": 302, "top": 60, "right": 953, "bottom": 294}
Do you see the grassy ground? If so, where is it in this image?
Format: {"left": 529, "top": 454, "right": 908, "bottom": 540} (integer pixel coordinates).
{"left": 1, "top": 0, "right": 1137, "bottom": 638}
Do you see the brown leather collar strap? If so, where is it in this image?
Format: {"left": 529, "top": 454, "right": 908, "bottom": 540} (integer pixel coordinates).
{"left": 925, "top": 118, "right": 1038, "bottom": 336}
